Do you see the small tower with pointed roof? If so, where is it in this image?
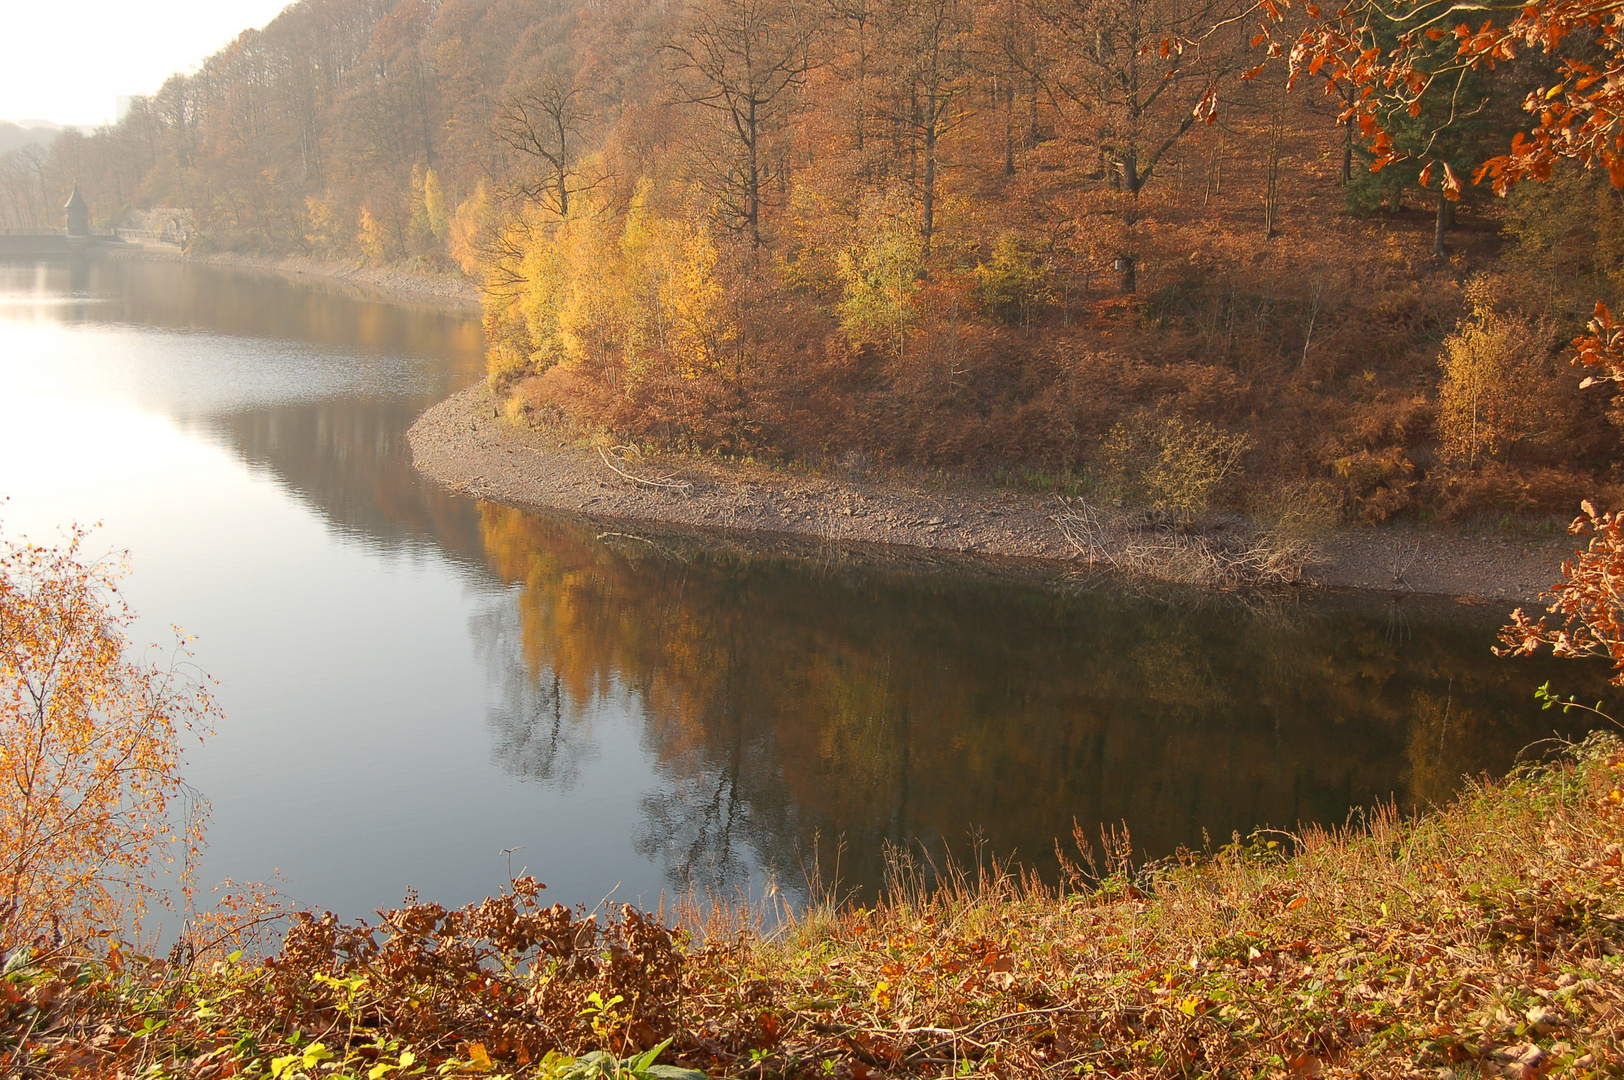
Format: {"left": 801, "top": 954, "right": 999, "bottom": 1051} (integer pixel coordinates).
{"left": 64, "top": 183, "right": 89, "bottom": 238}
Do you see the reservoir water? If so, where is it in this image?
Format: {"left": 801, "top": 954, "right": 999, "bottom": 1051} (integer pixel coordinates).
{"left": 0, "top": 257, "right": 1609, "bottom": 922}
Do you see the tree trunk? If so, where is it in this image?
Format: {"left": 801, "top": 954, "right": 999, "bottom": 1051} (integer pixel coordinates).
{"left": 746, "top": 98, "right": 760, "bottom": 246}
{"left": 922, "top": 96, "right": 937, "bottom": 258}
{"left": 1433, "top": 189, "right": 1450, "bottom": 256}
{"left": 1003, "top": 81, "right": 1016, "bottom": 177}
{"left": 555, "top": 114, "right": 569, "bottom": 215}
{"left": 1119, "top": 155, "right": 1142, "bottom": 293}
{"left": 1264, "top": 112, "right": 1283, "bottom": 239}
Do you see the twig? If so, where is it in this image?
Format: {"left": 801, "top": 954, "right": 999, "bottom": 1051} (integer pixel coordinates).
{"left": 1390, "top": 539, "right": 1421, "bottom": 592}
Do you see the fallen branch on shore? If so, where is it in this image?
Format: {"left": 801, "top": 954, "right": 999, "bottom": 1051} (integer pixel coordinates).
{"left": 596, "top": 445, "right": 694, "bottom": 493}
{"left": 1056, "top": 497, "right": 1318, "bottom": 588}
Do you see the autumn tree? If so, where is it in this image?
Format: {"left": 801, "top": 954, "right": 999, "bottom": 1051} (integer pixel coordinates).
{"left": 1435, "top": 282, "right": 1554, "bottom": 464}
{"left": 1028, "top": 0, "right": 1247, "bottom": 290}
{"left": 1275, "top": 0, "right": 1624, "bottom": 682}
{"left": 977, "top": 0, "right": 1049, "bottom": 179}
{"left": 836, "top": 190, "right": 928, "bottom": 353}
{"left": 876, "top": 0, "right": 977, "bottom": 259}
{"left": 666, "top": 0, "right": 822, "bottom": 245}
{"left": 825, "top": 0, "right": 884, "bottom": 152}
{"left": 1, "top": 526, "right": 218, "bottom": 950}
{"left": 496, "top": 66, "right": 594, "bottom": 216}
{"left": 483, "top": 185, "right": 740, "bottom": 390}
{"left": 1502, "top": 163, "right": 1624, "bottom": 320}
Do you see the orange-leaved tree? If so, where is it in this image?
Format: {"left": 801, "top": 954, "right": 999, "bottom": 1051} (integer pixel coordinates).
{"left": 1251, "top": 0, "right": 1624, "bottom": 685}
{"left": 1, "top": 524, "right": 218, "bottom": 952}
{"left": 1500, "top": 501, "right": 1624, "bottom": 687}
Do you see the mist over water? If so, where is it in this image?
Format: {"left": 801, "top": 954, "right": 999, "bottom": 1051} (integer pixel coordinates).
{"left": 0, "top": 257, "right": 1608, "bottom": 921}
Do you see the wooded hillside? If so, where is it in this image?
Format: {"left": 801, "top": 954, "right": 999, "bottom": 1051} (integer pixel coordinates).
{"left": 7, "top": 0, "right": 1620, "bottom": 521}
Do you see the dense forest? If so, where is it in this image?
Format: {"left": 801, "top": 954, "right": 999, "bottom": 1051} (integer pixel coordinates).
{"left": 5, "top": 0, "right": 1621, "bottom": 520}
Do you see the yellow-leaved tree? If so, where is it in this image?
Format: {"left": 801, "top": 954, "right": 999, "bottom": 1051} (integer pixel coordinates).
{"left": 423, "top": 168, "right": 448, "bottom": 242}
{"left": 449, "top": 181, "right": 494, "bottom": 277}
{"left": 356, "top": 206, "right": 389, "bottom": 264}
{"left": 835, "top": 193, "right": 926, "bottom": 359}
{"left": 1, "top": 525, "right": 218, "bottom": 951}
{"left": 486, "top": 184, "right": 738, "bottom": 390}
{"left": 1437, "top": 281, "right": 1554, "bottom": 465}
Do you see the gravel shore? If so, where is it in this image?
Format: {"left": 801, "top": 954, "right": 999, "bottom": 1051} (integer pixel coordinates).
{"left": 410, "top": 384, "right": 1581, "bottom": 603}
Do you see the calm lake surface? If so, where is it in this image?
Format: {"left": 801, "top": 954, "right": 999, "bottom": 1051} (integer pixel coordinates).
{"left": 0, "top": 257, "right": 1609, "bottom": 921}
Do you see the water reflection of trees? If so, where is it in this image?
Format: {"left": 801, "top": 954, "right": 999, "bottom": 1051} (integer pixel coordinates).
{"left": 470, "top": 598, "right": 596, "bottom": 789}
{"left": 476, "top": 507, "right": 1611, "bottom": 902}
{"left": 8, "top": 258, "right": 492, "bottom": 564}
{"left": 203, "top": 401, "right": 488, "bottom": 566}
{"left": 17, "top": 258, "right": 487, "bottom": 355}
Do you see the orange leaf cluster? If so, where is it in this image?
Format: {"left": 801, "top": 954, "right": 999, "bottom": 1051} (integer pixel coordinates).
{"left": 1500, "top": 501, "right": 1624, "bottom": 683}
{"left": 1279, "top": 0, "right": 1624, "bottom": 194}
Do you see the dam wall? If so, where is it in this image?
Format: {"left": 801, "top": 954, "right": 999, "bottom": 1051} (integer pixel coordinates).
{"left": 0, "top": 234, "right": 127, "bottom": 258}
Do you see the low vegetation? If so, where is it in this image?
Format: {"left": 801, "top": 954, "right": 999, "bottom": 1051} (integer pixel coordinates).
{"left": 3, "top": 732, "right": 1621, "bottom": 1078}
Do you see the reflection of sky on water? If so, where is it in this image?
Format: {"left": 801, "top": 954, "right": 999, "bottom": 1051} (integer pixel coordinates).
{"left": 0, "top": 257, "right": 727, "bottom": 919}
{"left": 0, "top": 256, "right": 1612, "bottom": 925}
{"left": 2, "top": 321, "right": 432, "bottom": 414}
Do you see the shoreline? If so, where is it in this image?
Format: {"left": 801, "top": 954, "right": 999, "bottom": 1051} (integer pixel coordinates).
{"left": 111, "top": 244, "right": 1576, "bottom": 604}
{"left": 409, "top": 383, "right": 1581, "bottom": 603}
{"left": 102, "top": 242, "right": 482, "bottom": 311}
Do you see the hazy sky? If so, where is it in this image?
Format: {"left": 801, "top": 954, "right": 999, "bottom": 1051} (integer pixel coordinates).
{"left": 1, "top": 0, "right": 292, "bottom": 127}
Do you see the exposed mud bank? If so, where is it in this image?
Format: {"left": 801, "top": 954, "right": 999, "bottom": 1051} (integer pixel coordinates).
{"left": 410, "top": 384, "right": 1581, "bottom": 603}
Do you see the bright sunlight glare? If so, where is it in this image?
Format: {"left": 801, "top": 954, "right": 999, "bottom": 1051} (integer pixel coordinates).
{"left": 0, "top": 0, "right": 293, "bottom": 128}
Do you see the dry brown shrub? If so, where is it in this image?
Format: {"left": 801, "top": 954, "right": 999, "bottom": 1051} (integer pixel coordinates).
{"left": 1348, "top": 393, "right": 1436, "bottom": 449}
{"left": 1057, "top": 498, "right": 1318, "bottom": 586}
{"left": 1429, "top": 464, "right": 1619, "bottom": 521}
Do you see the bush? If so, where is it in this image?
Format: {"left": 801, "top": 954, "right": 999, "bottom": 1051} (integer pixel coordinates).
{"left": 1332, "top": 447, "right": 1417, "bottom": 523}
{"left": 974, "top": 232, "right": 1049, "bottom": 326}
{"left": 1099, "top": 415, "right": 1250, "bottom": 522}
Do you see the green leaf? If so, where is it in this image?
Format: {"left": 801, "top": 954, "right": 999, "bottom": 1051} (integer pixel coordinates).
{"left": 629, "top": 1038, "right": 672, "bottom": 1072}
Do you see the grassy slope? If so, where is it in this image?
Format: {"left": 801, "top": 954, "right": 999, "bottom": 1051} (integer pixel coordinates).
{"left": 3, "top": 734, "right": 1622, "bottom": 1079}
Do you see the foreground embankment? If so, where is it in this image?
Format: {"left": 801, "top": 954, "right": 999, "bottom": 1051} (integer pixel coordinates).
{"left": 6, "top": 734, "right": 1621, "bottom": 1077}
{"left": 410, "top": 384, "right": 1580, "bottom": 602}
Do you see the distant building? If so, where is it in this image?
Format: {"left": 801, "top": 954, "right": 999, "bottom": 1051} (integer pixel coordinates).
{"left": 64, "top": 183, "right": 89, "bottom": 238}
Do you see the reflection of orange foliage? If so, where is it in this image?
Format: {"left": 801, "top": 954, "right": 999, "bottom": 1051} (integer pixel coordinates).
{"left": 1, "top": 526, "right": 219, "bottom": 950}
{"left": 477, "top": 504, "right": 1609, "bottom": 893}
